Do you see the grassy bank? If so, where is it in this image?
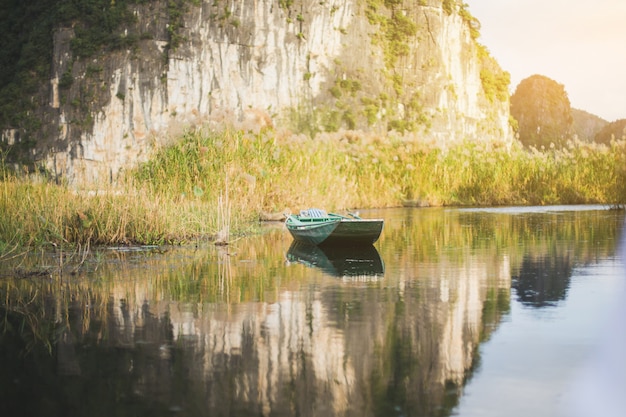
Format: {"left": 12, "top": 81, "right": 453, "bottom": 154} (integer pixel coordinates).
{"left": 1, "top": 128, "right": 625, "bottom": 249}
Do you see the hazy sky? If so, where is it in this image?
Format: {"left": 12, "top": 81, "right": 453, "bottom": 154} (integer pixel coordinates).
{"left": 467, "top": 0, "right": 626, "bottom": 121}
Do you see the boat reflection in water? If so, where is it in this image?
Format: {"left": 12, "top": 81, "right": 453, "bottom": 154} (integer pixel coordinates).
{"left": 286, "top": 241, "right": 384, "bottom": 279}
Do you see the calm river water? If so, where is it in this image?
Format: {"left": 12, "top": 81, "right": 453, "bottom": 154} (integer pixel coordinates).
{"left": 1, "top": 206, "right": 624, "bottom": 417}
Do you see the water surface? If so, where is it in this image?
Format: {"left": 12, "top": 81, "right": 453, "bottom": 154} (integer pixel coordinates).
{"left": 0, "top": 206, "right": 623, "bottom": 417}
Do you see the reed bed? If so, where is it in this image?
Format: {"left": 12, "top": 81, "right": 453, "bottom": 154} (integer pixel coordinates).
{"left": 1, "top": 127, "right": 625, "bottom": 249}
{"left": 0, "top": 176, "right": 213, "bottom": 248}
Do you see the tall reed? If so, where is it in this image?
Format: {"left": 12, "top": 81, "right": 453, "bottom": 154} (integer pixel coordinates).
{"left": 1, "top": 127, "right": 625, "bottom": 249}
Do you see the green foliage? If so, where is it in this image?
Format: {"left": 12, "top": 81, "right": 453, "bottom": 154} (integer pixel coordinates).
{"left": 322, "top": 110, "right": 342, "bottom": 132}
{"left": 388, "top": 119, "right": 410, "bottom": 133}
{"left": 342, "top": 110, "right": 356, "bottom": 129}
{"left": 0, "top": 0, "right": 141, "bottom": 131}
{"left": 442, "top": 0, "right": 455, "bottom": 15}
{"left": 60, "top": 0, "right": 140, "bottom": 58}
{"left": 0, "top": 0, "right": 199, "bottom": 150}
{"left": 386, "top": 93, "right": 430, "bottom": 134}
{"left": 361, "top": 1, "right": 435, "bottom": 133}
{"left": 384, "top": 11, "right": 417, "bottom": 67}
{"left": 167, "top": 0, "right": 191, "bottom": 49}
{"left": 391, "top": 73, "right": 403, "bottom": 97}
{"left": 278, "top": 0, "right": 294, "bottom": 10}
{"left": 511, "top": 75, "right": 573, "bottom": 149}
{"left": 85, "top": 64, "right": 104, "bottom": 77}
{"left": 477, "top": 44, "right": 510, "bottom": 103}
{"left": 339, "top": 79, "right": 362, "bottom": 94}
{"left": 363, "top": 103, "right": 379, "bottom": 125}
{"left": 480, "top": 68, "right": 510, "bottom": 102}
{"left": 58, "top": 69, "right": 74, "bottom": 89}
{"left": 366, "top": 0, "right": 418, "bottom": 69}
{"left": 458, "top": 2, "right": 480, "bottom": 39}
{"left": 0, "top": 0, "right": 57, "bottom": 129}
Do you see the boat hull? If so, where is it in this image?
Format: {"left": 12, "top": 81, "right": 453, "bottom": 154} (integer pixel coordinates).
{"left": 286, "top": 219, "right": 341, "bottom": 246}
{"left": 320, "top": 219, "right": 383, "bottom": 245}
{"left": 286, "top": 215, "right": 383, "bottom": 246}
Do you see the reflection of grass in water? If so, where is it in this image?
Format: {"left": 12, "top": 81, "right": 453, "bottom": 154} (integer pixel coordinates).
{"left": 379, "top": 208, "right": 624, "bottom": 274}
{"left": 1, "top": 128, "right": 625, "bottom": 248}
{"left": 0, "top": 233, "right": 314, "bottom": 355}
{"left": 0, "top": 207, "right": 622, "bottom": 353}
{"left": 215, "top": 190, "right": 231, "bottom": 246}
{"left": 0, "top": 277, "right": 110, "bottom": 354}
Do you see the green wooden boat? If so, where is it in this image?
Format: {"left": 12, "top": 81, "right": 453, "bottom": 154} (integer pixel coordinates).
{"left": 285, "top": 209, "right": 384, "bottom": 246}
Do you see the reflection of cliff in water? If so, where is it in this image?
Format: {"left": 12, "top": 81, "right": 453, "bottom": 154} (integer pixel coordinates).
{"left": 512, "top": 253, "right": 573, "bottom": 307}
{"left": 0, "top": 249, "right": 511, "bottom": 416}
{"left": 172, "top": 255, "right": 509, "bottom": 416}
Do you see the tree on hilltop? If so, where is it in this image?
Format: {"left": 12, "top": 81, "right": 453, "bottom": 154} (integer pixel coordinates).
{"left": 510, "top": 74, "right": 573, "bottom": 148}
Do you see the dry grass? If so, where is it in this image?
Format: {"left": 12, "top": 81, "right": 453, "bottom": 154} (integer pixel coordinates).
{"left": 1, "top": 127, "right": 625, "bottom": 248}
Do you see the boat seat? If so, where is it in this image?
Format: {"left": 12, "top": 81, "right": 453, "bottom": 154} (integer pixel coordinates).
{"left": 300, "top": 208, "right": 328, "bottom": 218}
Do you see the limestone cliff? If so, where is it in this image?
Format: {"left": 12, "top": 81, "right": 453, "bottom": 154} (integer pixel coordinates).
{"left": 1, "top": 0, "right": 512, "bottom": 183}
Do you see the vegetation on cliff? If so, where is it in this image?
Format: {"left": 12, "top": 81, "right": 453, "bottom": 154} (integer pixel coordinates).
{"left": 320, "top": 0, "right": 509, "bottom": 135}
{"left": 0, "top": 0, "right": 56, "bottom": 133}
{"left": 0, "top": 0, "right": 195, "bottom": 140}
{"left": 1, "top": 0, "right": 510, "bottom": 165}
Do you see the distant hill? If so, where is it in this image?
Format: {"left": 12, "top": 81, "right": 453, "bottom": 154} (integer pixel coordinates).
{"left": 510, "top": 74, "right": 617, "bottom": 146}
{"left": 510, "top": 74, "right": 572, "bottom": 148}
{"left": 571, "top": 108, "right": 608, "bottom": 142}
{"left": 594, "top": 119, "right": 626, "bottom": 145}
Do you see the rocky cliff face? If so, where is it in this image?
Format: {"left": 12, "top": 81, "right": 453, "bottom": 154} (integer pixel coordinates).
{"left": 1, "top": 0, "right": 512, "bottom": 183}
